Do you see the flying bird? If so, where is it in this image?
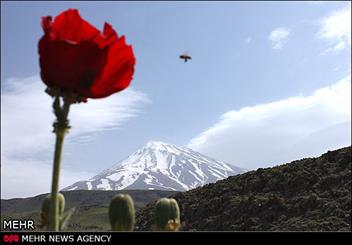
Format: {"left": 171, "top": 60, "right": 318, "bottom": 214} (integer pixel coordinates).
{"left": 179, "top": 53, "right": 192, "bottom": 63}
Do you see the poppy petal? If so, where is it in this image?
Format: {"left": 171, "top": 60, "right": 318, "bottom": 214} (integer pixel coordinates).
{"left": 38, "top": 9, "right": 135, "bottom": 99}
{"left": 89, "top": 36, "right": 135, "bottom": 98}
{"left": 39, "top": 37, "right": 108, "bottom": 94}
{"left": 50, "top": 9, "right": 100, "bottom": 43}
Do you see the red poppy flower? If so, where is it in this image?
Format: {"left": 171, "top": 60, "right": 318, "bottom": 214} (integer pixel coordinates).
{"left": 38, "top": 9, "right": 135, "bottom": 99}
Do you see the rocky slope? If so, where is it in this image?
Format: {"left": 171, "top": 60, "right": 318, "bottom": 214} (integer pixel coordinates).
{"left": 135, "top": 146, "right": 351, "bottom": 231}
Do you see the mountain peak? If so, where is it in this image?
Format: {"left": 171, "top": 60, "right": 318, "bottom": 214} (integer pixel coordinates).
{"left": 63, "top": 141, "right": 246, "bottom": 192}
{"left": 144, "top": 140, "right": 169, "bottom": 149}
{"left": 146, "top": 140, "right": 167, "bottom": 145}
{"left": 142, "top": 140, "right": 184, "bottom": 155}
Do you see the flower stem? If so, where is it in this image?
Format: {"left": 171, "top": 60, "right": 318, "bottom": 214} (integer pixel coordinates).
{"left": 49, "top": 129, "right": 65, "bottom": 230}
{"left": 49, "top": 96, "right": 71, "bottom": 231}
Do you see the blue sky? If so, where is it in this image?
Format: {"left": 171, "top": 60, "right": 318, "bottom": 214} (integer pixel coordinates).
{"left": 1, "top": 1, "right": 351, "bottom": 198}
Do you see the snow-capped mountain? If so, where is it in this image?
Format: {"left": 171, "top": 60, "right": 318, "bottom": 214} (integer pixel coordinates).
{"left": 63, "top": 141, "right": 246, "bottom": 192}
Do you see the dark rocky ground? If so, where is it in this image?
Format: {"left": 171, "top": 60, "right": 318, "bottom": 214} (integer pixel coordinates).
{"left": 135, "top": 146, "right": 351, "bottom": 231}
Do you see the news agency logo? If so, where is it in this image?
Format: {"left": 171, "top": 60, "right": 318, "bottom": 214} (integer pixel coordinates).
{"left": 2, "top": 234, "right": 20, "bottom": 243}
{"left": 2, "top": 219, "right": 35, "bottom": 231}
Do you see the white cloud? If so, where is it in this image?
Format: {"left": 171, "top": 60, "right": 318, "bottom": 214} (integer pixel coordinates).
{"left": 317, "top": 3, "right": 351, "bottom": 54}
{"left": 188, "top": 75, "right": 351, "bottom": 170}
{"left": 269, "top": 27, "right": 290, "bottom": 50}
{"left": 1, "top": 157, "right": 94, "bottom": 199}
{"left": 245, "top": 37, "right": 252, "bottom": 44}
{"left": 320, "top": 42, "right": 347, "bottom": 55}
{"left": 1, "top": 76, "right": 150, "bottom": 157}
{"left": 1, "top": 75, "right": 150, "bottom": 198}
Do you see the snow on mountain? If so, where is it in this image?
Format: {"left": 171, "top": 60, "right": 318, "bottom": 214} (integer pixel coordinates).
{"left": 63, "top": 141, "right": 247, "bottom": 192}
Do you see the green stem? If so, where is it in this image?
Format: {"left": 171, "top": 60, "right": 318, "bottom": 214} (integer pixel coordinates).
{"left": 49, "top": 130, "right": 65, "bottom": 230}
{"left": 49, "top": 96, "right": 71, "bottom": 231}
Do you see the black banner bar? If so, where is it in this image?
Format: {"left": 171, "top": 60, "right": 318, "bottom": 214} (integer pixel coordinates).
{"left": 0, "top": 231, "right": 350, "bottom": 244}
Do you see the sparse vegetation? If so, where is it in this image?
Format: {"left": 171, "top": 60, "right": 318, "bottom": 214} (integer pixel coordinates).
{"left": 109, "top": 194, "right": 136, "bottom": 231}
{"left": 1, "top": 190, "right": 176, "bottom": 231}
